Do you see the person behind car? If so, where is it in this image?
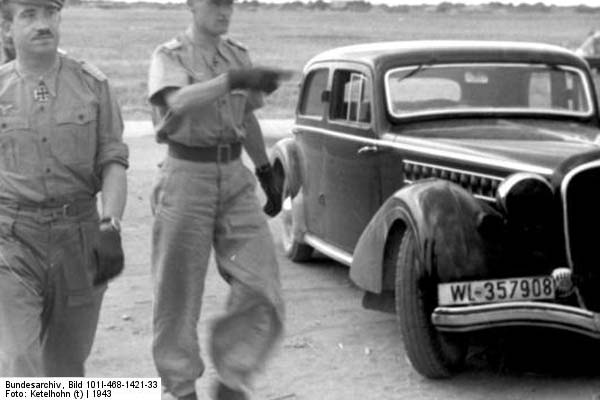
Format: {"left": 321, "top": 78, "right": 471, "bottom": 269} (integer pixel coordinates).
{"left": 0, "top": 0, "right": 128, "bottom": 376}
{"left": 147, "top": 0, "right": 288, "bottom": 398}
{"left": 575, "top": 30, "right": 600, "bottom": 57}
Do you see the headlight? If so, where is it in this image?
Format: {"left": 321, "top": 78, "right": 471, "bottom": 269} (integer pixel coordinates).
{"left": 496, "top": 173, "right": 554, "bottom": 221}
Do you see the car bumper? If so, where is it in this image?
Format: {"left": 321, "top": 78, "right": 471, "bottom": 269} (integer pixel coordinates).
{"left": 432, "top": 301, "right": 600, "bottom": 338}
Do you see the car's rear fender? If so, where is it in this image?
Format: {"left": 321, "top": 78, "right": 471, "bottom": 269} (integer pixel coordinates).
{"left": 270, "top": 137, "right": 303, "bottom": 198}
{"left": 351, "top": 179, "right": 505, "bottom": 294}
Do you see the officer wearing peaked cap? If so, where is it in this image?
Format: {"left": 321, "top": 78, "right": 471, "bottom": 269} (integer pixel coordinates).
{"left": 148, "top": 0, "right": 290, "bottom": 398}
{"left": 0, "top": 0, "right": 128, "bottom": 376}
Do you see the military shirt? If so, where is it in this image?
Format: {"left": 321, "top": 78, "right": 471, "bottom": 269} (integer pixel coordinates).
{"left": 147, "top": 27, "right": 263, "bottom": 147}
{"left": 0, "top": 55, "right": 128, "bottom": 205}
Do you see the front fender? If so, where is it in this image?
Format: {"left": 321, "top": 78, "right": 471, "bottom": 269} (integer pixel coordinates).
{"left": 350, "top": 179, "right": 503, "bottom": 294}
{"left": 270, "top": 137, "right": 303, "bottom": 198}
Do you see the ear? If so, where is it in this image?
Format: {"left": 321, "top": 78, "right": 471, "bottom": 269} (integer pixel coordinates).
{"left": 1, "top": 19, "right": 12, "bottom": 41}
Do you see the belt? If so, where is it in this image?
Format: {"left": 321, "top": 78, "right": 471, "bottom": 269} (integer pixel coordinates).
{"left": 0, "top": 199, "right": 96, "bottom": 219}
{"left": 168, "top": 142, "right": 242, "bottom": 163}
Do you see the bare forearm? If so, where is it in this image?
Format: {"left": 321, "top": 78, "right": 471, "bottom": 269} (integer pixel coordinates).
{"left": 101, "top": 163, "right": 127, "bottom": 219}
{"left": 165, "top": 74, "right": 229, "bottom": 114}
{"left": 243, "top": 113, "right": 269, "bottom": 167}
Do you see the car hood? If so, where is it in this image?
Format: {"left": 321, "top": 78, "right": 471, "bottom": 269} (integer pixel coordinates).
{"left": 389, "top": 119, "right": 600, "bottom": 173}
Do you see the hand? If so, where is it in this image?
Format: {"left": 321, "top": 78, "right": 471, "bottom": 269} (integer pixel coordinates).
{"left": 255, "top": 164, "right": 283, "bottom": 217}
{"left": 228, "top": 67, "right": 292, "bottom": 94}
{"left": 93, "top": 222, "right": 125, "bottom": 286}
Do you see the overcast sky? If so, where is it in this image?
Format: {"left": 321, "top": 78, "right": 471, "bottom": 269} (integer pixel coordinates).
{"left": 362, "top": 0, "right": 596, "bottom": 4}
{"left": 126, "top": 0, "right": 598, "bottom": 5}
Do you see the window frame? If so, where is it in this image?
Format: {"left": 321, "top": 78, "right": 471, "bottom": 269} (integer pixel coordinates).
{"left": 297, "top": 66, "right": 330, "bottom": 121}
{"left": 384, "top": 63, "right": 594, "bottom": 120}
{"left": 328, "top": 65, "right": 374, "bottom": 130}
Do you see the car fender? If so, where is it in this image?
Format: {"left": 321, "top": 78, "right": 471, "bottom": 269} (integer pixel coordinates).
{"left": 350, "top": 179, "right": 504, "bottom": 294}
{"left": 270, "top": 137, "right": 303, "bottom": 198}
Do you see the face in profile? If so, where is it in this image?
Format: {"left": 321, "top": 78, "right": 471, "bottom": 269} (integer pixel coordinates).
{"left": 189, "top": 0, "right": 233, "bottom": 37}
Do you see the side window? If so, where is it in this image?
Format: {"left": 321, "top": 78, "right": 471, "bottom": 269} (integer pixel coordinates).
{"left": 330, "top": 70, "right": 372, "bottom": 124}
{"left": 299, "top": 68, "right": 329, "bottom": 117}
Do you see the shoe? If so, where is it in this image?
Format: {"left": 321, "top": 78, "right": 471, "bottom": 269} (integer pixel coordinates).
{"left": 177, "top": 393, "right": 198, "bottom": 400}
{"left": 213, "top": 382, "right": 248, "bottom": 400}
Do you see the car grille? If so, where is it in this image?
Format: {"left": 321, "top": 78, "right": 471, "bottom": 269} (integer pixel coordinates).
{"left": 562, "top": 160, "right": 600, "bottom": 310}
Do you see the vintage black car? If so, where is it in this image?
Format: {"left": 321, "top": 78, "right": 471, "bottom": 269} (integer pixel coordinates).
{"left": 270, "top": 40, "right": 600, "bottom": 379}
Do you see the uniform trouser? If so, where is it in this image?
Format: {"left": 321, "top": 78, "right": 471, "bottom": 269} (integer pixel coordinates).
{"left": 0, "top": 203, "right": 105, "bottom": 376}
{"left": 151, "top": 156, "right": 284, "bottom": 397}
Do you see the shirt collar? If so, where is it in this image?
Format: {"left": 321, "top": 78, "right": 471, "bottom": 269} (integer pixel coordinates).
{"left": 14, "top": 55, "right": 61, "bottom": 97}
{"left": 184, "top": 26, "right": 226, "bottom": 59}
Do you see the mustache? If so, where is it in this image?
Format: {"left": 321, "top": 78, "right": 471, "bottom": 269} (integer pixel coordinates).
{"left": 32, "top": 29, "right": 54, "bottom": 40}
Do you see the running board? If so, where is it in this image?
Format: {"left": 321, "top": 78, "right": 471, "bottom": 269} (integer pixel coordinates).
{"left": 303, "top": 233, "right": 353, "bottom": 266}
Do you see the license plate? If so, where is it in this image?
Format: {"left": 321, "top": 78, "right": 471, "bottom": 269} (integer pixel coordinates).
{"left": 438, "top": 276, "right": 555, "bottom": 306}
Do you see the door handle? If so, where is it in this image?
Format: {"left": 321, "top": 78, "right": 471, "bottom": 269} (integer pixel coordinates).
{"left": 357, "top": 145, "right": 379, "bottom": 155}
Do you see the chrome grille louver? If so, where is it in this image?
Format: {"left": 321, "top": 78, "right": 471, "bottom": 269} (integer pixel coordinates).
{"left": 403, "top": 160, "right": 503, "bottom": 201}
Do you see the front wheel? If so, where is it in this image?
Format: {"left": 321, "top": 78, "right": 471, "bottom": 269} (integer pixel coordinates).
{"left": 395, "top": 227, "right": 466, "bottom": 378}
{"left": 281, "top": 195, "right": 313, "bottom": 262}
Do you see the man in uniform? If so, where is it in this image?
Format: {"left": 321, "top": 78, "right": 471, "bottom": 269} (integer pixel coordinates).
{"left": 0, "top": 0, "right": 128, "bottom": 376}
{"left": 147, "top": 0, "right": 287, "bottom": 398}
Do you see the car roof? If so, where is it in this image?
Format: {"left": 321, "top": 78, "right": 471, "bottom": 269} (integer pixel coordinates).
{"left": 306, "top": 40, "right": 589, "bottom": 71}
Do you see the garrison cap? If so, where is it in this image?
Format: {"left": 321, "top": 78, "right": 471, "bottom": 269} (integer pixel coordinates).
{"left": 2, "top": 0, "right": 64, "bottom": 9}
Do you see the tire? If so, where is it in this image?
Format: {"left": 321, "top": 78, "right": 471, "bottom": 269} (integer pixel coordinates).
{"left": 395, "top": 227, "right": 466, "bottom": 378}
{"left": 281, "top": 195, "right": 313, "bottom": 262}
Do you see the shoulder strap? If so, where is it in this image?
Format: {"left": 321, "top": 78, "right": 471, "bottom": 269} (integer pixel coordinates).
{"left": 80, "top": 60, "right": 107, "bottom": 82}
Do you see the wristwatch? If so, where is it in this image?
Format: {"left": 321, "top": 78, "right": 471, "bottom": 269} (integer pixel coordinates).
{"left": 99, "top": 216, "right": 121, "bottom": 233}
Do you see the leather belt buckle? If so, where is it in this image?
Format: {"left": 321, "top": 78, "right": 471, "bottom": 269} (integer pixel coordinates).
{"left": 217, "top": 144, "right": 232, "bottom": 164}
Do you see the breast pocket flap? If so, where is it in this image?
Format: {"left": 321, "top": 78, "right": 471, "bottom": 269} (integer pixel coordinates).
{"left": 56, "top": 106, "right": 96, "bottom": 125}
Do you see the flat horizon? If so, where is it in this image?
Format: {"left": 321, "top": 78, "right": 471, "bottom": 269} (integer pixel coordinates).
{"left": 95, "top": 0, "right": 598, "bottom": 6}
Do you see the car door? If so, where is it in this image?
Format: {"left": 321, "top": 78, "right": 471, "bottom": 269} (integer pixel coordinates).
{"left": 321, "top": 65, "right": 381, "bottom": 253}
{"left": 295, "top": 65, "right": 330, "bottom": 238}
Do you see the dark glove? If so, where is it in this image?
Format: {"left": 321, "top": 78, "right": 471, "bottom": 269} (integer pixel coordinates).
{"left": 93, "top": 219, "right": 125, "bottom": 286}
{"left": 228, "top": 67, "right": 288, "bottom": 94}
{"left": 256, "top": 163, "right": 283, "bottom": 217}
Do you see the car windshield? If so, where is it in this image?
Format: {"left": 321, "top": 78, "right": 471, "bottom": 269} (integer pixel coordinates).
{"left": 385, "top": 63, "right": 593, "bottom": 119}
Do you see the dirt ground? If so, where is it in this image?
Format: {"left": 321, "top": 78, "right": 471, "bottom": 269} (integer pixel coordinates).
{"left": 86, "top": 134, "right": 600, "bottom": 400}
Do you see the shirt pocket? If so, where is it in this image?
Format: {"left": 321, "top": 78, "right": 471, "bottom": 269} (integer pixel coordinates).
{"left": 229, "top": 89, "right": 248, "bottom": 129}
{"left": 53, "top": 105, "right": 97, "bottom": 165}
{"left": 0, "top": 116, "right": 31, "bottom": 172}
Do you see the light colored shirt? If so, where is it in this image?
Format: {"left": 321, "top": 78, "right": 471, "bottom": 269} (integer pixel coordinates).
{"left": 0, "top": 55, "right": 128, "bottom": 205}
{"left": 148, "top": 27, "right": 263, "bottom": 147}
{"left": 576, "top": 31, "right": 600, "bottom": 58}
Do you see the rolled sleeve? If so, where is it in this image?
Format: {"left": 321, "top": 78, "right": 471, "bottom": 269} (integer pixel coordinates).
{"left": 148, "top": 47, "right": 189, "bottom": 107}
{"left": 95, "top": 80, "right": 129, "bottom": 173}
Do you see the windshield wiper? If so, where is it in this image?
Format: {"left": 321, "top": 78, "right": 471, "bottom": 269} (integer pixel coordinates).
{"left": 395, "top": 64, "right": 427, "bottom": 82}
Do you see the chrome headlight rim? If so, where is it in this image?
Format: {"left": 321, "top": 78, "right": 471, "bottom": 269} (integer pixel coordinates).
{"left": 496, "top": 172, "right": 554, "bottom": 215}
